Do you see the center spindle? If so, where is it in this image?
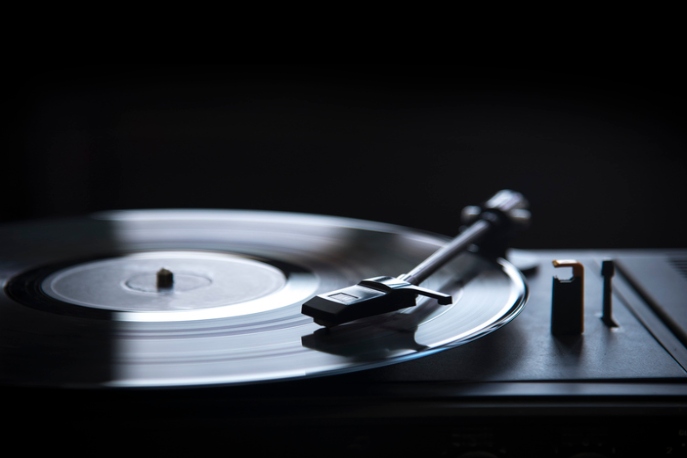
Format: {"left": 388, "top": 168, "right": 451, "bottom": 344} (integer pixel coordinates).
{"left": 157, "top": 268, "right": 174, "bottom": 290}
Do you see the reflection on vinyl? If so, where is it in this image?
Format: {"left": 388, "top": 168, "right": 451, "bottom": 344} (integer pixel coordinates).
{"left": 0, "top": 210, "right": 527, "bottom": 388}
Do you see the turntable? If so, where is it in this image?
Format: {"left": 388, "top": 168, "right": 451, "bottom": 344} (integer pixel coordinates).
{"left": 0, "top": 190, "right": 684, "bottom": 457}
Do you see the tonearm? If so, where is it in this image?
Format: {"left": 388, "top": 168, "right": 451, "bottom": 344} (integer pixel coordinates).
{"left": 301, "top": 190, "right": 530, "bottom": 327}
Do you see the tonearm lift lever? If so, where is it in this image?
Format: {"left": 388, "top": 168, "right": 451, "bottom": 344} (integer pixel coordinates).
{"left": 301, "top": 190, "right": 530, "bottom": 327}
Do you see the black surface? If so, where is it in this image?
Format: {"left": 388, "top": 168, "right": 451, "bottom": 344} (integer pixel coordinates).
{"left": 2, "top": 248, "right": 685, "bottom": 457}
{"left": 3, "top": 64, "right": 686, "bottom": 456}
{"left": 4, "top": 64, "right": 686, "bottom": 249}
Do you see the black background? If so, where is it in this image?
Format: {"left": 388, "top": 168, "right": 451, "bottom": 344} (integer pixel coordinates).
{"left": 4, "top": 64, "right": 686, "bottom": 249}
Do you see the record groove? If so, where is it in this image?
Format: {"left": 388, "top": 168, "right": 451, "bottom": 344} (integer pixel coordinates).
{"left": 0, "top": 210, "right": 527, "bottom": 388}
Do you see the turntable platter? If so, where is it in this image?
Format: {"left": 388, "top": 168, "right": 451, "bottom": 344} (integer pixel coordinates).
{"left": 0, "top": 210, "right": 527, "bottom": 388}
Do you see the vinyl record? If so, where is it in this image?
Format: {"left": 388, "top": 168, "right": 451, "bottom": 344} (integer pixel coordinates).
{"left": 0, "top": 210, "right": 527, "bottom": 388}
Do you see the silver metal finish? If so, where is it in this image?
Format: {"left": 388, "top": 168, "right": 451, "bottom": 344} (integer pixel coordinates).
{"left": 401, "top": 189, "right": 530, "bottom": 286}
{"left": 399, "top": 220, "right": 491, "bottom": 285}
